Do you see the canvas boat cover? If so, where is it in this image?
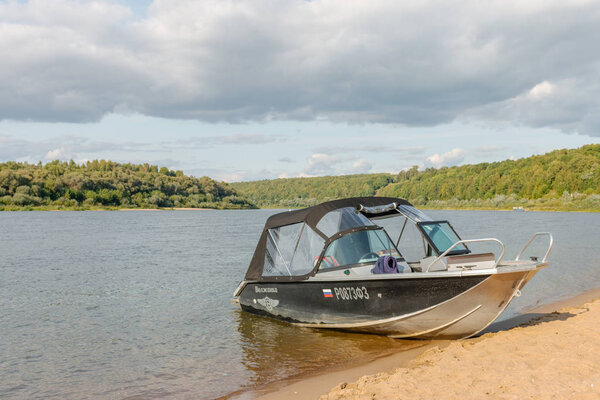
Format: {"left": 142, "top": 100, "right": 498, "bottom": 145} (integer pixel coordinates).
{"left": 245, "top": 197, "right": 412, "bottom": 281}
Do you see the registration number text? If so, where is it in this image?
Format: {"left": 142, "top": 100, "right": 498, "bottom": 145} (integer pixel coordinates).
{"left": 334, "top": 286, "right": 370, "bottom": 300}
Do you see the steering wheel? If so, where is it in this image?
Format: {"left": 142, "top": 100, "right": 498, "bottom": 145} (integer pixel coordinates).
{"left": 314, "top": 255, "right": 339, "bottom": 269}
{"left": 359, "top": 251, "right": 380, "bottom": 260}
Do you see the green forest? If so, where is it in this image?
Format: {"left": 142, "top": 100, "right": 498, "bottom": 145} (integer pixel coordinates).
{"left": 232, "top": 174, "right": 396, "bottom": 208}
{"left": 0, "top": 160, "right": 255, "bottom": 210}
{"left": 233, "top": 144, "right": 600, "bottom": 211}
{"left": 2, "top": 144, "right": 599, "bottom": 211}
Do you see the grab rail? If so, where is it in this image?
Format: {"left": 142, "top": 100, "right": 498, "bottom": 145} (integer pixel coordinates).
{"left": 426, "top": 238, "right": 506, "bottom": 273}
{"left": 515, "top": 232, "right": 554, "bottom": 263}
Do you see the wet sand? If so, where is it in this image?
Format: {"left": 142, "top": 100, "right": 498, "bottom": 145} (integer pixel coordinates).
{"left": 253, "top": 289, "right": 600, "bottom": 400}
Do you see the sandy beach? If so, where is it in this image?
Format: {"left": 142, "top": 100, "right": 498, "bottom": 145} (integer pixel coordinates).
{"left": 253, "top": 292, "right": 600, "bottom": 400}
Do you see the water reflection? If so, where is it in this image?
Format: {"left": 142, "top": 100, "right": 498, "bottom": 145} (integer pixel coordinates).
{"left": 232, "top": 309, "right": 420, "bottom": 390}
{"left": 2, "top": 210, "right": 600, "bottom": 400}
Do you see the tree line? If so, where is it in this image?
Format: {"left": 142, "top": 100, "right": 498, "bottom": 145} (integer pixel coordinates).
{"left": 232, "top": 173, "right": 395, "bottom": 208}
{"left": 3, "top": 145, "right": 598, "bottom": 211}
{"left": 0, "top": 160, "right": 255, "bottom": 210}
{"left": 233, "top": 144, "right": 600, "bottom": 211}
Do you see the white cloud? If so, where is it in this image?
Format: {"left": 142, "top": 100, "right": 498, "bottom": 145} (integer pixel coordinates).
{"left": 527, "top": 81, "right": 555, "bottom": 101}
{"left": 467, "top": 78, "right": 600, "bottom": 134}
{"left": 0, "top": 134, "right": 133, "bottom": 162}
{"left": 424, "top": 148, "right": 466, "bottom": 168}
{"left": 303, "top": 153, "right": 339, "bottom": 176}
{"left": 212, "top": 171, "right": 247, "bottom": 182}
{"left": 312, "top": 145, "right": 427, "bottom": 155}
{"left": 1, "top": 0, "right": 600, "bottom": 135}
{"left": 44, "top": 147, "right": 68, "bottom": 160}
{"left": 349, "top": 158, "right": 373, "bottom": 174}
{"left": 302, "top": 153, "right": 378, "bottom": 176}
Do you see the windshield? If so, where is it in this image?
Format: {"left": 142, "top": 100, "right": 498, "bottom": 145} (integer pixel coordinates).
{"left": 316, "top": 207, "right": 375, "bottom": 238}
{"left": 319, "top": 229, "right": 402, "bottom": 269}
{"left": 397, "top": 204, "right": 433, "bottom": 222}
{"left": 418, "top": 221, "right": 468, "bottom": 255}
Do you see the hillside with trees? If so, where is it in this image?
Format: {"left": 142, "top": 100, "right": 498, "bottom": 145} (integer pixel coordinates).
{"left": 231, "top": 173, "right": 395, "bottom": 208}
{"left": 0, "top": 160, "right": 254, "bottom": 210}
{"left": 233, "top": 145, "right": 600, "bottom": 211}
{"left": 2, "top": 145, "right": 598, "bottom": 212}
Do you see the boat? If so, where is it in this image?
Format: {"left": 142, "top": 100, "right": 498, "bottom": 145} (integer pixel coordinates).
{"left": 232, "top": 197, "right": 553, "bottom": 339}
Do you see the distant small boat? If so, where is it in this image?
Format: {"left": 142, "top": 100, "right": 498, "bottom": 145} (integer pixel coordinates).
{"left": 233, "top": 197, "right": 553, "bottom": 339}
{"left": 513, "top": 206, "right": 525, "bottom": 211}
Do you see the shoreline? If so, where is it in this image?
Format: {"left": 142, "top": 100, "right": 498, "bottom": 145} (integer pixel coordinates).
{"left": 1, "top": 206, "right": 599, "bottom": 213}
{"left": 0, "top": 207, "right": 223, "bottom": 212}
{"left": 320, "top": 296, "right": 600, "bottom": 399}
{"left": 232, "top": 287, "right": 600, "bottom": 400}
{"left": 118, "top": 207, "right": 217, "bottom": 211}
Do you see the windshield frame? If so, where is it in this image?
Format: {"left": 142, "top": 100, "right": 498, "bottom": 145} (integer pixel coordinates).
{"left": 314, "top": 226, "right": 405, "bottom": 272}
{"left": 416, "top": 220, "right": 470, "bottom": 256}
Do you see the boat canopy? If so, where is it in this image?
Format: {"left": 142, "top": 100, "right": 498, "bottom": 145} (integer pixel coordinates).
{"left": 245, "top": 197, "right": 413, "bottom": 281}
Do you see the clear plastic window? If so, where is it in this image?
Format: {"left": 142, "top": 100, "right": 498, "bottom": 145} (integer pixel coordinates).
{"left": 290, "top": 225, "right": 325, "bottom": 275}
{"left": 397, "top": 205, "right": 433, "bottom": 222}
{"left": 316, "top": 207, "right": 375, "bottom": 238}
{"left": 375, "top": 215, "right": 427, "bottom": 262}
{"left": 263, "top": 223, "right": 324, "bottom": 277}
{"left": 319, "top": 229, "right": 402, "bottom": 269}
{"left": 419, "top": 221, "right": 468, "bottom": 255}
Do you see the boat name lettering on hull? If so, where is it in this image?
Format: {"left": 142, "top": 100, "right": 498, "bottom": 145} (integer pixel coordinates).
{"left": 255, "top": 287, "right": 278, "bottom": 293}
{"left": 334, "top": 286, "right": 370, "bottom": 300}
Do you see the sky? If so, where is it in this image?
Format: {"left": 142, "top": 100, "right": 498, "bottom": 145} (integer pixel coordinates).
{"left": 0, "top": 0, "right": 599, "bottom": 181}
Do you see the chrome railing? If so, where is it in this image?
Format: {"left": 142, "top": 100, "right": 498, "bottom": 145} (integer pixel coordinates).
{"left": 515, "top": 232, "right": 554, "bottom": 263}
{"left": 426, "top": 238, "right": 506, "bottom": 273}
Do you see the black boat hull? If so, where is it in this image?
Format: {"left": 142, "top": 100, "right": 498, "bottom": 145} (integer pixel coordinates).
{"left": 237, "top": 267, "right": 541, "bottom": 339}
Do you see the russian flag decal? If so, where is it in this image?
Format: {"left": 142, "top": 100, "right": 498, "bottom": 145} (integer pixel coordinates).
{"left": 322, "top": 289, "right": 333, "bottom": 298}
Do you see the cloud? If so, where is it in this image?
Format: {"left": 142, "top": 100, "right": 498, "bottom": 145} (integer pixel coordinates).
{"left": 1, "top": 1, "right": 600, "bottom": 134}
{"left": 0, "top": 134, "right": 134, "bottom": 162}
{"left": 44, "top": 147, "right": 69, "bottom": 160}
{"left": 208, "top": 133, "right": 283, "bottom": 145}
{"left": 349, "top": 158, "right": 373, "bottom": 174}
{"left": 303, "top": 153, "right": 339, "bottom": 176}
{"left": 527, "top": 81, "right": 555, "bottom": 101}
{"left": 424, "top": 148, "right": 466, "bottom": 168}
{"left": 312, "top": 145, "right": 426, "bottom": 155}
{"left": 302, "top": 153, "right": 375, "bottom": 176}
{"left": 165, "top": 133, "right": 284, "bottom": 149}
{"left": 189, "top": 166, "right": 286, "bottom": 182}
{"left": 467, "top": 78, "right": 600, "bottom": 134}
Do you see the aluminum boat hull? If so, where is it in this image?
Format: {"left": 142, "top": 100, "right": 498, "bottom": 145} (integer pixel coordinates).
{"left": 236, "top": 264, "right": 544, "bottom": 339}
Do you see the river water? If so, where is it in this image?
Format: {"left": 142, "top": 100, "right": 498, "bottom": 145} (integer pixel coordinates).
{"left": 1, "top": 209, "right": 599, "bottom": 399}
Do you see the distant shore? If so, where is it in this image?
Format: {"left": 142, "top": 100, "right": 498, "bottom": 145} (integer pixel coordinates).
{"left": 2, "top": 205, "right": 599, "bottom": 212}
{"left": 0, "top": 206, "right": 222, "bottom": 211}
{"left": 249, "top": 288, "right": 600, "bottom": 400}
{"left": 118, "top": 207, "right": 217, "bottom": 211}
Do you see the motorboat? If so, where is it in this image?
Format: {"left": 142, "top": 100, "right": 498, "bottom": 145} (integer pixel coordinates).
{"left": 232, "top": 197, "right": 553, "bottom": 339}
